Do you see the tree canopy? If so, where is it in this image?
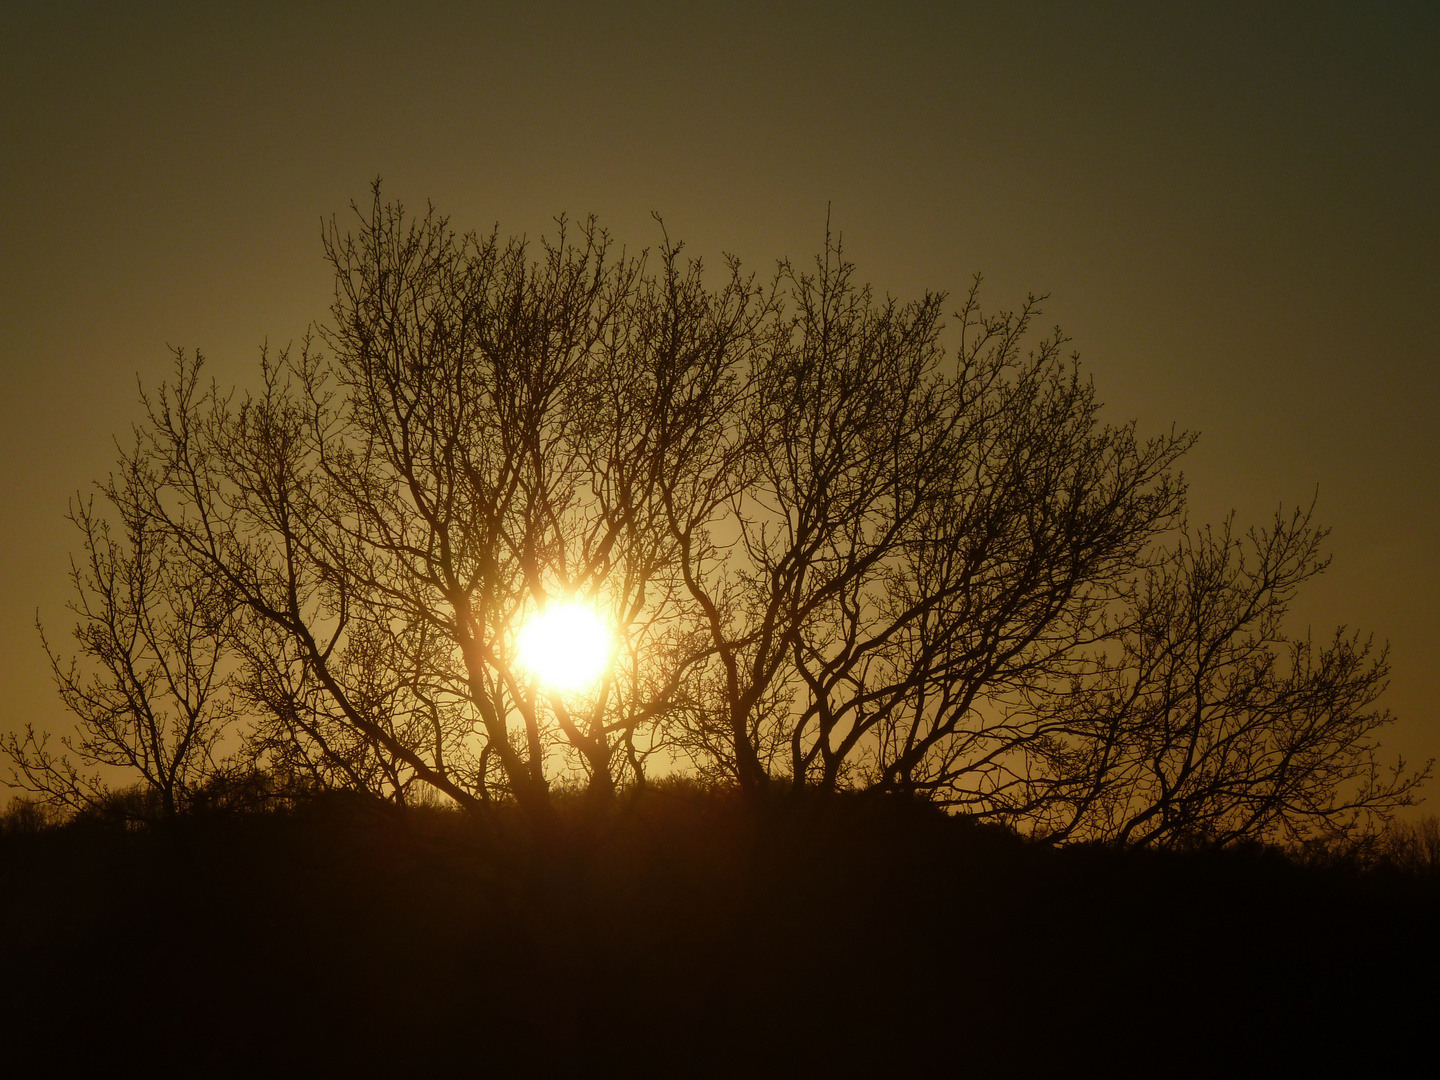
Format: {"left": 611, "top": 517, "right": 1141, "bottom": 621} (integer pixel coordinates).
{"left": 6, "top": 187, "right": 1427, "bottom": 845}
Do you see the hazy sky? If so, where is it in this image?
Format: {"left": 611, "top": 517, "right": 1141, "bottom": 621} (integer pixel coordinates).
{"left": 3, "top": 1, "right": 1437, "bottom": 796}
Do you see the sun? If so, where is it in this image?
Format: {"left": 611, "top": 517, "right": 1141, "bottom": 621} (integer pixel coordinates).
{"left": 515, "top": 601, "right": 613, "bottom": 692}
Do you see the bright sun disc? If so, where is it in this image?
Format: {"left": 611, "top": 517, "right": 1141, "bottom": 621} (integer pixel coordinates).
{"left": 516, "top": 602, "right": 613, "bottom": 692}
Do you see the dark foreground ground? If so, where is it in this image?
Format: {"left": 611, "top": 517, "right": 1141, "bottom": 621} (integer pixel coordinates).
{"left": 1, "top": 788, "right": 1435, "bottom": 1074}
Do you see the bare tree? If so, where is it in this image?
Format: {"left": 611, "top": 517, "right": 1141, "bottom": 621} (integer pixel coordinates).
{"left": 1022, "top": 505, "right": 1430, "bottom": 846}
{"left": 59, "top": 186, "right": 1422, "bottom": 842}
{"left": 128, "top": 189, "right": 760, "bottom": 822}
{"left": 4, "top": 463, "right": 238, "bottom": 818}
{"left": 656, "top": 238, "right": 1193, "bottom": 807}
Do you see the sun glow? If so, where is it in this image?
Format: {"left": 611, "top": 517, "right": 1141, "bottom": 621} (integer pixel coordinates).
{"left": 515, "top": 601, "right": 614, "bottom": 692}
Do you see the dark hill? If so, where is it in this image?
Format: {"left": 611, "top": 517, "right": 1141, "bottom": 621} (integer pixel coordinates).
{"left": 0, "top": 788, "right": 1434, "bottom": 1074}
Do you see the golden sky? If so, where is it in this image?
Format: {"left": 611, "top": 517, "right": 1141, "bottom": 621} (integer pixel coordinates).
{"left": 2, "top": 1, "right": 1436, "bottom": 790}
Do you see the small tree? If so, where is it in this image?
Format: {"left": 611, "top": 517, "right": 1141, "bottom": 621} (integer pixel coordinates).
{"left": 1023, "top": 505, "right": 1430, "bottom": 846}
{"left": 654, "top": 244, "right": 1193, "bottom": 805}
{"left": 4, "top": 463, "right": 239, "bottom": 819}
{"left": 130, "top": 195, "right": 756, "bottom": 822}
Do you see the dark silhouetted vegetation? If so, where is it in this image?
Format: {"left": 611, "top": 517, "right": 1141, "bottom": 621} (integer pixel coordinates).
{"left": 6, "top": 185, "right": 1425, "bottom": 847}
{"left": 3, "top": 189, "right": 1434, "bottom": 1068}
{"left": 0, "top": 786, "right": 1434, "bottom": 1070}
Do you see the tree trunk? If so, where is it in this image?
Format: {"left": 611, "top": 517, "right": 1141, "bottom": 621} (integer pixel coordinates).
{"left": 733, "top": 722, "right": 768, "bottom": 804}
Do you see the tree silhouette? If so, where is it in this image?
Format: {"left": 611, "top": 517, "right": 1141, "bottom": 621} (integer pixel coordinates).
{"left": 1022, "top": 505, "right": 1429, "bottom": 845}
{"left": 653, "top": 244, "right": 1192, "bottom": 805}
{"left": 4, "top": 465, "right": 238, "bottom": 817}
{"left": 11, "top": 185, "right": 1427, "bottom": 842}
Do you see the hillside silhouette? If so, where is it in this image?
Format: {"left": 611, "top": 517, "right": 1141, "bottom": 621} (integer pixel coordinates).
{"left": 1, "top": 786, "right": 1434, "bottom": 1072}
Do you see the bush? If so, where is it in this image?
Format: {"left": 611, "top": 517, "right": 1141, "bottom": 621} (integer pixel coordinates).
{"left": 0, "top": 797, "right": 69, "bottom": 834}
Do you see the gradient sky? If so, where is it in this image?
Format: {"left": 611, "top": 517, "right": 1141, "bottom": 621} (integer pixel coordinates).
{"left": 2, "top": 1, "right": 1437, "bottom": 800}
